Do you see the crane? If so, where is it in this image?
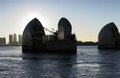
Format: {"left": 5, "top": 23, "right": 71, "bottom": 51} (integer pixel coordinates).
{"left": 43, "top": 27, "right": 55, "bottom": 34}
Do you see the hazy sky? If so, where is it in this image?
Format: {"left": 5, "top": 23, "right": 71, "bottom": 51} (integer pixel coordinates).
{"left": 1, "top": 0, "right": 120, "bottom": 42}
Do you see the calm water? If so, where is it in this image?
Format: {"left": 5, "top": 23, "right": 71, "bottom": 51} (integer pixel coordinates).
{"left": 0, "top": 46, "right": 120, "bottom": 78}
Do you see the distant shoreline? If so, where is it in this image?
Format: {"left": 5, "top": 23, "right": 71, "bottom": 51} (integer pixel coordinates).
{"left": 0, "top": 41, "right": 98, "bottom": 46}
{"left": 77, "top": 41, "right": 98, "bottom": 46}
{"left": 0, "top": 45, "right": 21, "bottom": 46}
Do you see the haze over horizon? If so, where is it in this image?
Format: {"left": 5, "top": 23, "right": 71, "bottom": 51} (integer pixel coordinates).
{"left": 1, "top": 0, "right": 120, "bottom": 42}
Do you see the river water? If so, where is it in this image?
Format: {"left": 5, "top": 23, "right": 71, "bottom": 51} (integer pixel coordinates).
{"left": 0, "top": 46, "right": 120, "bottom": 78}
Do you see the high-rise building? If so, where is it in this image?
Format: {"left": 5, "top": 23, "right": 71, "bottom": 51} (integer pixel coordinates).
{"left": 13, "top": 33, "right": 17, "bottom": 43}
{"left": 18, "top": 34, "right": 22, "bottom": 46}
{"left": 0, "top": 37, "right": 6, "bottom": 45}
{"left": 9, "top": 34, "right": 13, "bottom": 45}
{"left": 9, "top": 33, "right": 18, "bottom": 45}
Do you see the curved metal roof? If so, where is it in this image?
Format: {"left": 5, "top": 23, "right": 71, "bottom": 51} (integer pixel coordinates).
{"left": 98, "top": 22, "right": 119, "bottom": 45}
{"left": 58, "top": 17, "right": 72, "bottom": 35}
{"left": 22, "top": 18, "right": 45, "bottom": 46}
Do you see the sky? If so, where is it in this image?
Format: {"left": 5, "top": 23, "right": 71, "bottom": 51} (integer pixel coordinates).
{"left": 1, "top": 0, "right": 120, "bottom": 43}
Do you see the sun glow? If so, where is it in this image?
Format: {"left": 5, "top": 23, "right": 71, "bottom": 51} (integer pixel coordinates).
{"left": 20, "top": 13, "right": 50, "bottom": 34}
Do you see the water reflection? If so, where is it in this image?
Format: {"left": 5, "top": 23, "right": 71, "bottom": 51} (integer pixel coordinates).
{"left": 22, "top": 53, "right": 77, "bottom": 78}
{"left": 98, "top": 50, "right": 120, "bottom": 78}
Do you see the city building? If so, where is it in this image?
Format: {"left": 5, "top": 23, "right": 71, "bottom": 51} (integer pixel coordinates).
{"left": 0, "top": 37, "right": 6, "bottom": 45}
{"left": 9, "top": 33, "right": 22, "bottom": 46}
{"left": 9, "top": 34, "right": 13, "bottom": 45}
{"left": 13, "top": 33, "right": 17, "bottom": 43}
{"left": 18, "top": 34, "right": 22, "bottom": 46}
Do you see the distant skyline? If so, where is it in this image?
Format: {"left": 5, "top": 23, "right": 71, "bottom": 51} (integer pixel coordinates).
{"left": 1, "top": 0, "right": 120, "bottom": 42}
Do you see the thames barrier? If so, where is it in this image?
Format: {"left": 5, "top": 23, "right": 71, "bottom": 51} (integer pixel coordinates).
{"left": 22, "top": 17, "right": 77, "bottom": 53}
